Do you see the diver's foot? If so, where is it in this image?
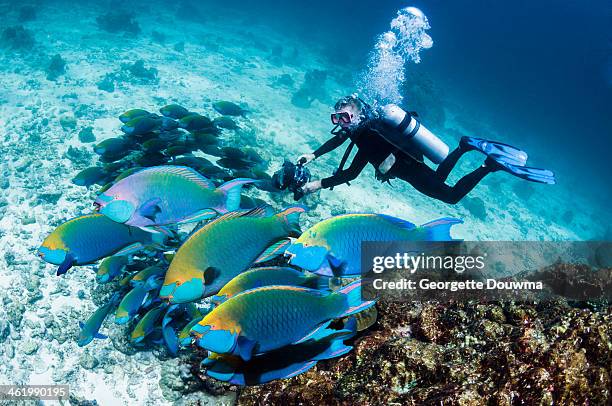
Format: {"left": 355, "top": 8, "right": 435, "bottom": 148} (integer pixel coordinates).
{"left": 484, "top": 157, "right": 556, "bottom": 184}
{"left": 461, "top": 136, "right": 528, "bottom": 166}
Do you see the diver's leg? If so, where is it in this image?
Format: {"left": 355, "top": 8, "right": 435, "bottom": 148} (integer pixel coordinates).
{"left": 435, "top": 146, "right": 466, "bottom": 182}
{"left": 397, "top": 161, "right": 492, "bottom": 204}
{"left": 445, "top": 165, "right": 493, "bottom": 203}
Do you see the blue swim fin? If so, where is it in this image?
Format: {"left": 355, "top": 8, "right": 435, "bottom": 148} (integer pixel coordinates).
{"left": 461, "top": 136, "right": 528, "bottom": 166}
{"left": 486, "top": 158, "right": 556, "bottom": 184}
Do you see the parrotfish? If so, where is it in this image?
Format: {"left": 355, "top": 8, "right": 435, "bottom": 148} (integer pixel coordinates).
{"left": 94, "top": 166, "right": 254, "bottom": 227}
{"left": 286, "top": 214, "right": 463, "bottom": 277}
{"left": 161, "top": 303, "right": 203, "bottom": 355}
{"left": 119, "top": 109, "right": 150, "bottom": 123}
{"left": 38, "top": 214, "right": 164, "bottom": 276}
{"left": 160, "top": 104, "right": 190, "bottom": 119}
{"left": 78, "top": 292, "right": 122, "bottom": 347}
{"left": 178, "top": 114, "right": 214, "bottom": 132}
{"left": 203, "top": 318, "right": 356, "bottom": 385}
{"left": 212, "top": 267, "right": 328, "bottom": 304}
{"left": 131, "top": 303, "right": 167, "bottom": 343}
{"left": 212, "top": 101, "right": 248, "bottom": 117}
{"left": 94, "top": 137, "right": 133, "bottom": 155}
{"left": 130, "top": 265, "right": 166, "bottom": 287}
{"left": 121, "top": 115, "right": 162, "bottom": 136}
{"left": 72, "top": 166, "right": 108, "bottom": 187}
{"left": 96, "top": 255, "right": 128, "bottom": 283}
{"left": 190, "top": 280, "right": 374, "bottom": 360}
{"left": 179, "top": 317, "right": 204, "bottom": 347}
{"left": 159, "top": 206, "right": 305, "bottom": 304}
{"left": 115, "top": 276, "right": 162, "bottom": 324}
{"left": 213, "top": 116, "right": 238, "bottom": 130}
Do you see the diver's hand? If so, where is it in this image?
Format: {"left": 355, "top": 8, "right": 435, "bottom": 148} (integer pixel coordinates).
{"left": 301, "top": 180, "right": 322, "bottom": 195}
{"left": 297, "top": 153, "right": 315, "bottom": 165}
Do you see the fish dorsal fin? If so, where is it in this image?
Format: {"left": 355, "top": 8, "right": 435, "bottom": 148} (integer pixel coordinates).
{"left": 377, "top": 214, "right": 417, "bottom": 230}
{"left": 244, "top": 205, "right": 274, "bottom": 218}
{"left": 137, "top": 166, "right": 215, "bottom": 189}
{"left": 253, "top": 239, "right": 290, "bottom": 264}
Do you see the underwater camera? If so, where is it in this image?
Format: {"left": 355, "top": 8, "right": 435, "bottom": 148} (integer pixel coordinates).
{"left": 272, "top": 160, "right": 311, "bottom": 201}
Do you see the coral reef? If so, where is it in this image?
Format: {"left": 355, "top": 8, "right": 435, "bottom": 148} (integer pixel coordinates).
{"left": 219, "top": 263, "right": 610, "bottom": 405}
{"left": 46, "top": 54, "right": 67, "bottom": 81}
{"left": 97, "top": 60, "right": 159, "bottom": 92}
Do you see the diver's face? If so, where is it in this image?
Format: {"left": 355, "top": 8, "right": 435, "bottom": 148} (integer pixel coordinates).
{"left": 334, "top": 105, "right": 361, "bottom": 129}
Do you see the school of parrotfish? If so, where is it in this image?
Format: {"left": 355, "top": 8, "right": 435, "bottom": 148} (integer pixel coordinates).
{"left": 37, "top": 104, "right": 462, "bottom": 386}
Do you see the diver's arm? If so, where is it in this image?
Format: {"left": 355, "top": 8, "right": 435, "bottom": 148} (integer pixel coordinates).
{"left": 320, "top": 149, "right": 368, "bottom": 189}
{"left": 313, "top": 134, "right": 348, "bottom": 159}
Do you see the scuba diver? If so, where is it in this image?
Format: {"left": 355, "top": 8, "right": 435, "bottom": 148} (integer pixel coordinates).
{"left": 275, "top": 95, "right": 555, "bottom": 203}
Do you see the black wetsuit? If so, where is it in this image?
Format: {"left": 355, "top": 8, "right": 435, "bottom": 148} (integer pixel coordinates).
{"left": 314, "top": 120, "right": 492, "bottom": 204}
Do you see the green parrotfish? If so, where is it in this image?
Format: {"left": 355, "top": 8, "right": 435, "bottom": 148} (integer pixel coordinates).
{"left": 159, "top": 206, "right": 305, "bottom": 304}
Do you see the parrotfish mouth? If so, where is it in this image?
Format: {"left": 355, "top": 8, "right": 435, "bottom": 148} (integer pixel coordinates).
{"left": 160, "top": 278, "right": 204, "bottom": 304}
{"left": 285, "top": 242, "right": 329, "bottom": 272}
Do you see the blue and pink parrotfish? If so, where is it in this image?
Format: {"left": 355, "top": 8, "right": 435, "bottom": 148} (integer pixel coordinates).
{"left": 94, "top": 165, "right": 253, "bottom": 228}
{"left": 285, "top": 214, "right": 463, "bottom": 277}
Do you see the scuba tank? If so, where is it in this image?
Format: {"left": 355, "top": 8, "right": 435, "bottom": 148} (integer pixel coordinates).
{"left": 379, "top": 104, "right": 449, "bottom": 164}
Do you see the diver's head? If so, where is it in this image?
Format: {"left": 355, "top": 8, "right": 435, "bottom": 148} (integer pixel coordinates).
{"left": 332, "top": 94, "right": 368, "bottom": 129}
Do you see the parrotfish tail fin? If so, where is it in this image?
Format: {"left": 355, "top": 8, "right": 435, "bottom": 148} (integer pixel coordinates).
{"left": 276, "top": 205, "right": 307, "bottom": 236}
{"left": 420, "top": 217, "right": 463, "bottom": 241}
{"left": 338, "top": 279, "right": 377, "bottom": 318}
{"left": 253, "top": 239, "right": 291, "bottom": 264}
{"left": 313, "top": 339, "right": 354, "bottom": 362}
{"left": 219, "top": 178, "right": 257, "bottom": 212}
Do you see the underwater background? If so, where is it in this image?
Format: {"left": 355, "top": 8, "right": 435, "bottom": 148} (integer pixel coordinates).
{"left": 0, "top": 0, "right": 610, "bottom": 404}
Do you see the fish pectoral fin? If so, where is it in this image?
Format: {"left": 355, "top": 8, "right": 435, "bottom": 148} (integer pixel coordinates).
{"left": 294, "top": 320, "right": 333, "bottom": 344}
{"left": 78, "top": 321, "right": 85, "bottom": 329}
{"left": 203, "top": 267, "right": 220, "bottom": 284}
{"left": 312, "top": 340, "right": 353, "bottom": 361}
{"left": 206, "top": 362, "right": 236, "bottom": 383}
{"left": 236, "top": 336, "right": 257, "bottom": 361}
{"left": 113, "top": 242, "right": 145, "bottom": 257}
{"left": 94, "top": 332, "right": 108, "bottom": 340}
{"left": 139, "top": 198, "right": 163, "bottom": 221}
{"left": 253, "top": 239, "right": 291, "bottom": 264}
{"left": 326, "top": 253, "right": 347, "bottom": 277}
{"left": 176, "top": 209, "right": 219, "bottom": 225}
{"left": 56, "top": 254, "right": 76, "bottom": 276}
